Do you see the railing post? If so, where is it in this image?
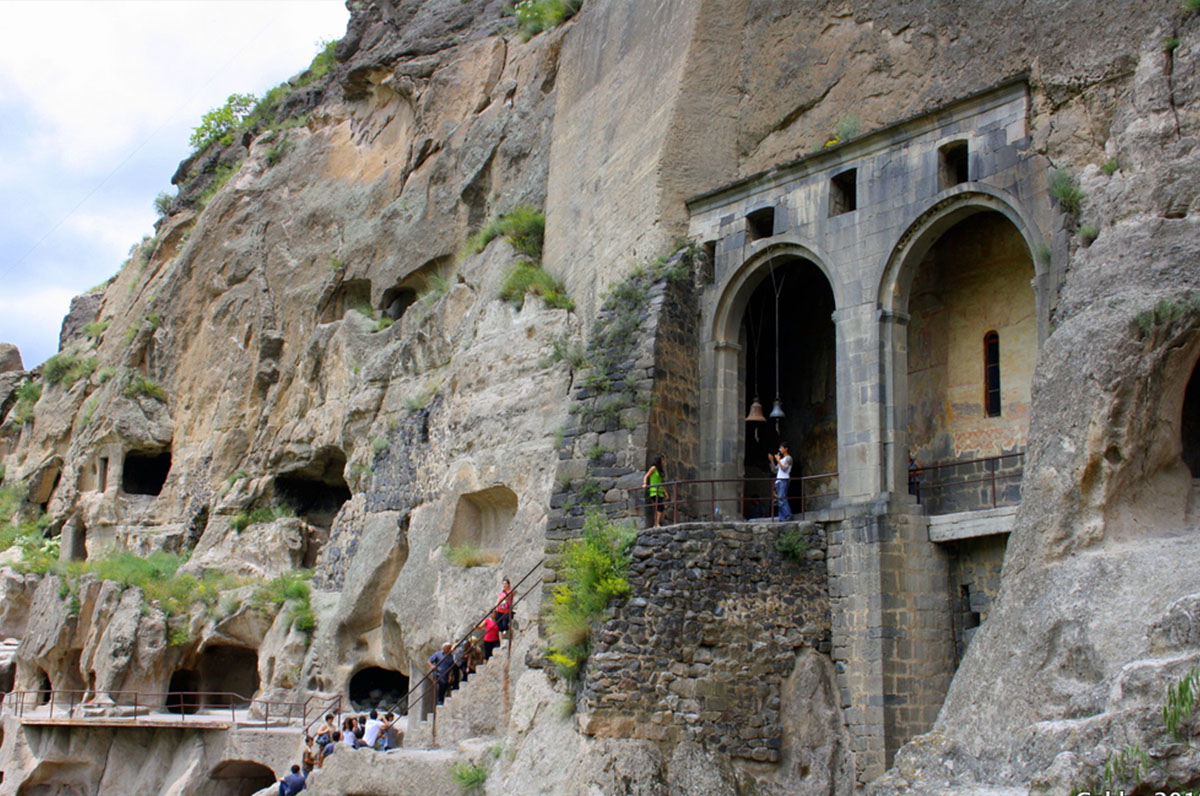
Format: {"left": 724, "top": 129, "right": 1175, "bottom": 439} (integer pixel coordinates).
{"left": 133, "top": 691, "right": 138, "bottom": 723}
{"left": 49, "top": 688, "right": 55, "bottom": 718}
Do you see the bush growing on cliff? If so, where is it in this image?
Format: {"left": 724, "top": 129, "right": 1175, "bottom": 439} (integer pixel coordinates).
{"left": 12, "top": 380, "right": 41, "bottom": 424}
{"left": 1049, "top": 168, "right": 1085, "bottom": 216}
{"left": 545, "top": 511, "right": 636, "bottom": 679}
{"left": 500, "top": 261, "right": 574, "bottom": 311}
{"left": 123, "top": 375, "right": 167, "bottom": 403}
{"left": 190, "top": 93, "right": 257, "bottom": 152}
{"left": 42, "top": 354, "right": 97, "bottom": 387}
{"left": 450, "top": 761, "right": 487, "bottom": 794}
{"left": 464, "top": 205, "right": 546, "bottom": 260}
{"left": 445, "top": 544, "right": 500, "bottom": 567}
{"left": 509, "top": 0, "right": 583, "bottom": 39}
{"left": 252, "top": 570, "right": 316, "bottom": 635}
{"left": 229, "top": 505, "right": 293, "bottom": 533}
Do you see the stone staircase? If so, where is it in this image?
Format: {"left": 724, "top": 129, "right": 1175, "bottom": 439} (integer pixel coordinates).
{"left": 404, "top": 633, "right": 523, "bottom": 749}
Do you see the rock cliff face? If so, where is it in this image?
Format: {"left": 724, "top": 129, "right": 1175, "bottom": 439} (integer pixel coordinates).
{"left": 2, "top": 0, "right": 1200, "bottom": 794}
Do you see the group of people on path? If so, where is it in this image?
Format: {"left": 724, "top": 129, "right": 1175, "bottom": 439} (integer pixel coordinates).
{"left": 276, "top": 576, "right": 517, "bottom": 793}
{"left": 642, "top": 442, "right": 795, "bottom": 525}
{"left": 427, "top": 577, "right": 514, "bottom": 705}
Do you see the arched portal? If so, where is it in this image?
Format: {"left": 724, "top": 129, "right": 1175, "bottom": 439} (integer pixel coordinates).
{"left": 903, "top": 210, "right": 1035, "bottom": 512}
{"left": 739, "top": 259, "right": 838, "bottom": 515}
{"left": 707, "top": 244, "right": 840, "bottom": 517}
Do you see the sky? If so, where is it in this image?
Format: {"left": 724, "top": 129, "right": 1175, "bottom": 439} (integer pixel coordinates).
{"left": 0, "top": 0, "right": 351, "bottom": 368}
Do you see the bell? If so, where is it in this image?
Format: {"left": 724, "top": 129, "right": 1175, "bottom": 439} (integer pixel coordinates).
{"left": 745, "top": 396, "right": 766, "bottom": 423}
{"left": 769, "top": 398, "right": 785, "bottom": 419}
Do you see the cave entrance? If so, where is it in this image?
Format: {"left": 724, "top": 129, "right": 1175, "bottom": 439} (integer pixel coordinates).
{"left": 381, "top": 285, "right": 418, "bottom": 322}
{"left": 208, "top": 760, "right": 275, "bottom": 796}
{"left": 738, "top": 258, "right": 838, "bottom": 517}
{"left": 321, "top": 278, "right": 372, "bottom": 324}
{"left": 197, "top": 645, "right": 259, "bottom": 707}
{"left": 274, "top": 447, "right": 351, "bottom": 531}
{"left": 36, "top": 669, "right": 50, "bottom": 704}
{"left": 904, "top": 210, "right": 1035, "bottom": 513}
{"left": 1183, "top": 358, "right": 1200, "bottom": 478}
{"left": 349, "top": 666, "right": 409, "bottom": 714}
{"left": 166, "top": 669, "right": 200, "bottom": 714}
{"left": 122, "top": 450, "right": 172, "bottom": 496}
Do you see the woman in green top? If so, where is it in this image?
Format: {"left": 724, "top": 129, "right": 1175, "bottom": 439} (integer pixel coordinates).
{"left": 643, "top": 454, "right": 668, "bottom": 527}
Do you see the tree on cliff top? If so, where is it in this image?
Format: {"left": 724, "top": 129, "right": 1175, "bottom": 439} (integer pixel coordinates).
{"left": 189, "top": 93, "right": 257, "bottom": 152}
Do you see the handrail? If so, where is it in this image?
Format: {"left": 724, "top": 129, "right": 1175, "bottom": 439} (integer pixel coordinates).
{"left": 380, "top": 557, "right": 544, "bottom": 727}
{"left": 911, "top": 451, "right": 1024, "bottom": 512}
{"left": 1, "top": 688, "right": 329, "bottom": 729}
{"left": 630, "top": 473, "right": 839, "bottom": 523}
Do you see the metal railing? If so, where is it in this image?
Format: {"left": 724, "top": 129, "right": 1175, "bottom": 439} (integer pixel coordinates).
{"left": 302, "top": 558, "right": 545, "bottom": 741}
{"left": 2, "top": 688, "right": 340, "bottom": 731}
{"left": 630, "top": 473, "right": 839, "bottom": 524}
{"left": 910, "top": 452, "right": 1024, "bottom": 515}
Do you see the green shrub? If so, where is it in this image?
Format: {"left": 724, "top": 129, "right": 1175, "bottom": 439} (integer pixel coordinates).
{"left": 263, "top": 139, "right": 293, "bottom": 167}
{"left": 463, "top": 205, "right": 545, "bottom": 259}
{"left": 1136, "top": 291, "right": 1200, "bottom": 334}
{"left": 544, "top": 512, "right": 636, "bottom": 679}
{"left": 12, "top": 380, "right": 41, "bottom": 424}
{"left": 229, "top": 505, "right": 293, "bottom": 533}
{"left": 1077, "top": 222, "right": 1099, "bottom": 247}
{"left": 776, "top": 526, "right": 810, "bottom": 563}
{"left": 509, "top": 0, "right": 583, "bottom": 39}
{"left": 1164, "top": 35, "right": 1181, "bottom": 53}
{"left": 83, "top": 318, "right": 111, "bottom": 340}
{"left": 226, "top": 470, "right": 249, "bottom": 486}
{"left": 1101, "top": 158, "right": 1119, "bottom": 176}
{"left": 500, "top": 261, "right": 574, "bottom": 311}
{"left": 153, "top": 192, "right": 174, "bottom": 216}
{"left": 1187, "top": 0, "right": 1200, "bottom": 13}
{"left": 1049, "top": 168, "right": 1085, "bottom": 215}
{"left": 252, "top": 570, "right": 316, "bottom": 635}
{"left": 539, "top": 334, "right": 587, "bottom": 369}
{"left": 123, "top": 375, "right": 167, "bottom": 402}
{"left": 43, "top": 354, "right": 97, "bottom": 387}
{"left": 301, "top": 39, "right": 338, "bottom": 84}
{"left": 190, "top": 93, "right": 257, "bottom": 152}
{"left": 450, "top": 761, "right": 488, "bottom": 794}
{"left": 76, "top": 397, "right": 98, "bottom": 429}
{"left": 96, "top": 367, "right": 116, "bottom": 385}
{"left": 444, "top": 544, "right": 500, "bottom": 567}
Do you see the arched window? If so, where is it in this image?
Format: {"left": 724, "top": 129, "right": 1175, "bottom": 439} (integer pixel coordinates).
{"left": 984, "top": 331, "right": 1001, "bottom": 417}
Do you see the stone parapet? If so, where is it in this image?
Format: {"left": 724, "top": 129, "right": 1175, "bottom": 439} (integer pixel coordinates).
{"left": 577, "top": 520, "right": 830, "bottom": 763}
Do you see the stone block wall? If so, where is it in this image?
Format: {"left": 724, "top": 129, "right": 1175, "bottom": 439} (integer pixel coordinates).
{"left": 545, "top": 252, "right": 698, "bottom": 580}
{"left": 945, "top": 534, "right": 1007, "bottom": 661}
{"left": 578, "top": 521, "right": 830, "bottom": 763}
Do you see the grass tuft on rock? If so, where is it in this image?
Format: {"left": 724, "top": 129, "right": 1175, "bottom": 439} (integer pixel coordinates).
{"left": 445, "top": 544, "right": 500, "bottom": 568}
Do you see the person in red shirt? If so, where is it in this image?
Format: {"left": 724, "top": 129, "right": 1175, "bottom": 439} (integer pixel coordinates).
{"left": 477, "top": 611, "right": 501, "bottom": 661}
{"left": 495, "top": 578, "right": 514, "bottom": 633}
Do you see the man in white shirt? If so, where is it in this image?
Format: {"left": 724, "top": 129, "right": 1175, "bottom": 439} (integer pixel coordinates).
{"left": 362, "top": 709, "right": 385, "bottom": 750}
{"left": 768, "top": 441, "right": 793, "bottom": 521}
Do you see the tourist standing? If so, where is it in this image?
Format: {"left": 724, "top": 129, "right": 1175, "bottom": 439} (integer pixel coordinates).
{"left": 643, "top": 454, "right": 668, "bottom": 527}
{"left": 478, "top": 611, "right": 501, "bottom": 661}
{"left": 768, "top": 442, "right": 793, "bottom": 521}
{"left": 495, "top": 578, "right": 514, "bottom": 633}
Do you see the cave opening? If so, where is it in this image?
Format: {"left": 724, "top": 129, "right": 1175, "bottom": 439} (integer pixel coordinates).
{"left": 321, "top": 279, "right": 373, "bottom": 324}
{"left": 274, "top": 447, "right": 351, "bottom": 530}
{"left": 349, "top": 666, "right": 410, "bottom": 714}
{"left": 1183, "top": 357, "right": 1200, "bottom": 478}
{"left": 122, "top": 450, "right": 172, "bottom": 496}
{"left": 166, "top": 669, "right": 200, "bottom": 714}
{"left": 208, "top": 760, "right": 276, "bottom": 796}
{"left": 196, "top": 645, "right": 259, "bottom": 707}
{"left": 381, "top": 285, "right": 418, "bottom": 322}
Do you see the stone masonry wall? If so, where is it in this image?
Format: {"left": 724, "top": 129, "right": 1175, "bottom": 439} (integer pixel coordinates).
{"left": 645, "top": 270, "right": 702, "bottom": 524}
{"left": 545, "top": 251, "right": 697, "bottom": 583}
{"left": 946, "top": 534, "right": 1007, "bottom": 662}
{"left": 578, "top": 521, "right": 830, "bottom": 763}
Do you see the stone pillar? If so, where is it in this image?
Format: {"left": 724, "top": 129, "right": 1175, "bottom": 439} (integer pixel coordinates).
{"left": 878, "top": 309, "right": 911, "bottom": 496}
{"left": 828, "top": 505, "right": 956, "bottom": 783}
{"left": 832, "top": 303, "right": 885, "bottom": 502}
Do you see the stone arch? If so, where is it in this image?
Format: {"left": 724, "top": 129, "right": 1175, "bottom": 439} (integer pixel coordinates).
{"left": 707, "top": 241, "right": 841, "bottom": 510}
{"left": 207, "top": 760, "right": 275, "bottom": 796}
{"left": 712, "top": 238, "right": 842, "bottom": 345}
{"left": 876, "top": 188, "right": 1044, "bottom": 495}
{"left": 195, "top": 645, "right": 259, "bottom": 707}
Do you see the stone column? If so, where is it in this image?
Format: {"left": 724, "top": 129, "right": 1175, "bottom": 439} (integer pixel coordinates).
{"left": 832, "top": 303, "right": 885, "bottom": 502}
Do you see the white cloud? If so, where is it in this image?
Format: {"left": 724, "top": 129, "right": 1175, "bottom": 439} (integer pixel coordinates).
{"left": 0, "top": 286, "right": 78, "bottom": 369}
{"left": 0, "top": 0, "right": 350, "bottom": 365}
